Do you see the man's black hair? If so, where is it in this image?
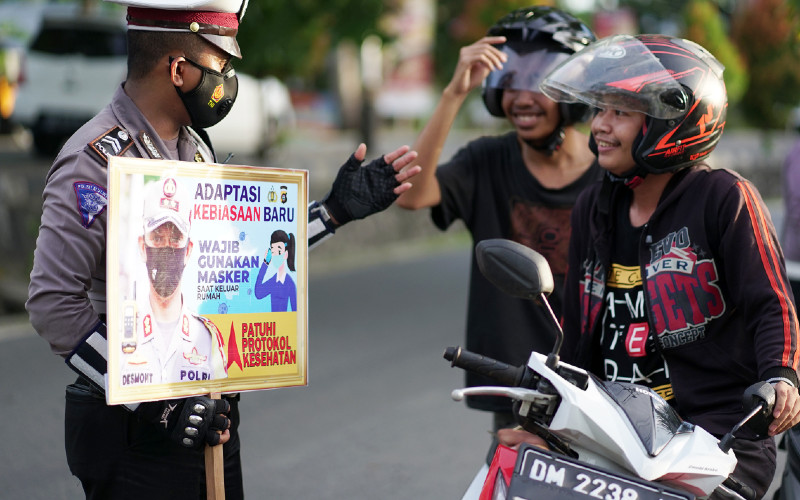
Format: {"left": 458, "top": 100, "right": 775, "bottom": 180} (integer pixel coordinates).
{"left": 126, "top": 31, "right": 211, "bottom": 80}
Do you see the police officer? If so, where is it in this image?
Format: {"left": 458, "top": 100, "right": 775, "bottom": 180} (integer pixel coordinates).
{"left": 26, "top": 1, "right": 420, "bottom": 498}
{"left": 121, "top": 177, "right": 227, "bottom": 387}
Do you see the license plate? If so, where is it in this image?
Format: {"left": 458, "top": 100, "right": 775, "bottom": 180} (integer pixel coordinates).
{"left": 506, "top": 445, "right": 693, "bottom": 500}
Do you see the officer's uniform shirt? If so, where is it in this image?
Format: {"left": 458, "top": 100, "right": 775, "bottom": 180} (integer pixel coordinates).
{"left": 121, "top": 298, "right": 227, "bottom": 385}
{"left": 27, "top": 84, "right": 215, "bottom": 357}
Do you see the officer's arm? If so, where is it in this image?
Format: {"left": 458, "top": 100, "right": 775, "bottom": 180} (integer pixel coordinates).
{"left": 307, "top": 144, "right": 419, "bottom": 250}
{"left": 27, "top": 152, "right": 109, "bottom": 357}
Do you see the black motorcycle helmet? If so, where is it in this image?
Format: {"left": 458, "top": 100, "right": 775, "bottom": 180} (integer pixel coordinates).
{"left": 482, "top": 6, "right": 596, "bottom": 130}
{"left": 541, "top": 34, "right": 727, "bottom": 179}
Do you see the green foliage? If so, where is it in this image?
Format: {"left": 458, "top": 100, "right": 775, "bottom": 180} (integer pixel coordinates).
{"left": 682, "top": 0, "right": 748, "bottom": 106}
{"left": 235, "top": 0, "right": 394, "bottom": 84}
{"left": 730, "top": 0, "right": 800, "bottom": 128}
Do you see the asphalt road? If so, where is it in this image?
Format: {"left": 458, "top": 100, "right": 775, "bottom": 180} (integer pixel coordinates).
{"left": 0, "top": 244, "right": 494, "bottom": 500}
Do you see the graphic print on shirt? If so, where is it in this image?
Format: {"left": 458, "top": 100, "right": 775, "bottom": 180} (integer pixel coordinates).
{"left": 510, "top": 199, "right": 572, "bottom": 275}
{"left": 646, "top": 227, "right": 726, "bottom": 349}
{"left": 602, "top": 262, "right": 673, "bottom": 402}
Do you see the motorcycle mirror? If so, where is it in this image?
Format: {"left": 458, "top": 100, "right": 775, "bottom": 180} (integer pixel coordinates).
{"left": 475, "top": 239, "right": 563, "bottom": 369}
{"left": 475, "top": 239, "right": 554, "bottom": 299}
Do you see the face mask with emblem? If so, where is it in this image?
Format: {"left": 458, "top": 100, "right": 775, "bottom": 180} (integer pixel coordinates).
{"left": 175, "top": 57, "right": 238, "bottom": 129}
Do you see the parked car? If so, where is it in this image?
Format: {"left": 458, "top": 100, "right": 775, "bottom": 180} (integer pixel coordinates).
{"left": 12, "top": 4, "right": 293, "bottom": 159}
{"left": 206, "top": 73, "right": 295, "bottom": 160}
{"left": 12, "top": 6, "right": 128, "bottom": 156}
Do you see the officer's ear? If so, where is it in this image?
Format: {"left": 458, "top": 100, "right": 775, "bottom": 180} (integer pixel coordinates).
{"left": 138, "top": 235, "right": 147, "bottom": 262}
{"left": 168, "top": 56, "right": 187, "bottom": 87}
{"left": 184, "top": 240, "right": 193, "bottom": 263}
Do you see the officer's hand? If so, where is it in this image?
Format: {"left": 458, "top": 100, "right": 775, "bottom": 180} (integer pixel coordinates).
{"left": 137, "top": 396, "right": 231, "bottom": 449}
{"left": 321, "top": 143, "right": 419, "bottom": 226}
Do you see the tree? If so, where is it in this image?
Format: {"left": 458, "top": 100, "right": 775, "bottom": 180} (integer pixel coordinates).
{"left": 235, "top": 0, "right": 397, "bottom": 84}
{"left": 683, "top": 0, "right": 748, "bottom": 107}
{"left": 730, "top": 0, "right": 800, "bottom": 128}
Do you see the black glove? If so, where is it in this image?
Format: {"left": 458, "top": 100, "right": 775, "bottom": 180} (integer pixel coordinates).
{"left": 321, "top": 152, "right": 400, "bottom": 226}
{"left": 137, "top": 396, "right": 231, "bottom": 449}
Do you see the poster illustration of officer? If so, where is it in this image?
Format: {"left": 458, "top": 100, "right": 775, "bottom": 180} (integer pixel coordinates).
{"left": 106, "top": 156, "right": 308, "bottom": 406}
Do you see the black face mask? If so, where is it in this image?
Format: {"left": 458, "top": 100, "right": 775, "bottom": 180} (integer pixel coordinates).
{"left": 173, "top": 57, "right": 238, "bottom": 129}
{"left": 145, "top": 246, "right": 187, "bottom": 298}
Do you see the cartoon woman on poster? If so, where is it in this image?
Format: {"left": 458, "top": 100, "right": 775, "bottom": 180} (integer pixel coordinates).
{"left": 254, "top": 230, "right": 297, "bottom": 312}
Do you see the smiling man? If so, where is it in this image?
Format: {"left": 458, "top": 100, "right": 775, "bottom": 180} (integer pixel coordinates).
{"left": 396, "top": 6, "right": 601, "bottom": 434}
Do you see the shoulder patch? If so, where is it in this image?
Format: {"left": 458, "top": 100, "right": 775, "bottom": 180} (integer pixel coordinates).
{"left": 89, "top": 126, "right": 133, "bottom": 163}
{"left": 73, "top": 181, "right": 108, "bottom": 229}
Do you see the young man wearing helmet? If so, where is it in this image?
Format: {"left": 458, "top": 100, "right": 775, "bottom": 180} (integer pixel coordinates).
{"left": 538, "top": 34, "right": 800, "bottom": 497}
{"left": 26, "top": 1, "right": 421, "bottom": 498}
{"left": 397, "top": 6, "right": 601, "bottom": 432}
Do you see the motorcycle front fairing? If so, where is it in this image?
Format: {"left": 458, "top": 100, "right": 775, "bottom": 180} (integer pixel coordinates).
{"left": 525, "top": 352, "right": 737, "bottom": 497}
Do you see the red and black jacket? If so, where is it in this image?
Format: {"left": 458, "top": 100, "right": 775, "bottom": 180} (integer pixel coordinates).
{"left": 562, "top": 164, "right": 800, "bottom": 437}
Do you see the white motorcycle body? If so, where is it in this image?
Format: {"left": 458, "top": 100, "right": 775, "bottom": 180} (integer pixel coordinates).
{"left": 455, "top": 352, "right": 737, "bottom": 499}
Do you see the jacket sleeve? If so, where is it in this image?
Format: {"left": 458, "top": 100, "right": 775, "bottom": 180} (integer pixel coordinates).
{"left": 561, "top": 188, "right": 595, "bottom": 366}
{"left": 717, "top": 178, "right": 800, "bottom": 385}
{"left": 26, "top": 151, "right": 108, "bottom": 357}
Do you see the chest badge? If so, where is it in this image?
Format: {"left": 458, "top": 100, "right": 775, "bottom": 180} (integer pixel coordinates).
{"left": 183, "top": 347, "right": 208, "bottom": 365}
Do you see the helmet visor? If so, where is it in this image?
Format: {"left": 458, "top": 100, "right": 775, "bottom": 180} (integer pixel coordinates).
{"left": 540, "top": 34, "right": 691, "bottom": 119}
{"left": 484, "top": 44, "right": 572, "bottom": 95}
{"left": 201, "top": 33, "right": 242, "bottom": 59}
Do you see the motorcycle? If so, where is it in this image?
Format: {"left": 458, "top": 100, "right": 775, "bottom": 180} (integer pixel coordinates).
{"left": 446, "top": 238, "right": 776, "bottom": 500}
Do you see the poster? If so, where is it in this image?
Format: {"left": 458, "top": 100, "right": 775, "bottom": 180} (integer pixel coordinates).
{"left": 106, "top": 156, "right": 308, "bottom": 405}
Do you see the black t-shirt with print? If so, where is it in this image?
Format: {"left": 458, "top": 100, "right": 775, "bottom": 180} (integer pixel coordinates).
{"left": 600, "top": 199, "right": 674, "bottom": 404}
{"left": 433, "top": 132, "right": 603, "bottom": 412}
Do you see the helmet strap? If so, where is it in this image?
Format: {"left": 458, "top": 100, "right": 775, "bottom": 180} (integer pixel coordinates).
{"left": 604, "top": 168, "right": 647, "bottom": 188}
{"left": 589, "top": 132, "right": 649, "bottom": 188}
{"left": 522, "top": 126, "right": 565, "bottom": 156}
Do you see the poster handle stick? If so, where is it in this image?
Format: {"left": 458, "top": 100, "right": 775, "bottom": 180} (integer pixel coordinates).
{"left": 205, "top": 392, "right": 225, "bottom": 500}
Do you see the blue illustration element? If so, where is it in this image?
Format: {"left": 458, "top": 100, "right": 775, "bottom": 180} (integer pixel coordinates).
{"left": 253, "top": 230, "right": 297, "bottom": 312}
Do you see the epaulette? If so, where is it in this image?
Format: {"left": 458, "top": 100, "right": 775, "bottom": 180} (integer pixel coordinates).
{"left": 88, "top": 126, "right": 134, "bottom": 163}
{"left": 197, "top": 314, "right": 221, "bottom": 336}
{"left": 196, "top": 314, "right": 228, "bottom": 374}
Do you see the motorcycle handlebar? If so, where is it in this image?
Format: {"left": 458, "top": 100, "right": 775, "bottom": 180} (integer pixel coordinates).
{"left": 720, "top": 476, "right": 757, "bottom": 500}
{"left": 443, "top": 346, "right": 528, "bottom": 387}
